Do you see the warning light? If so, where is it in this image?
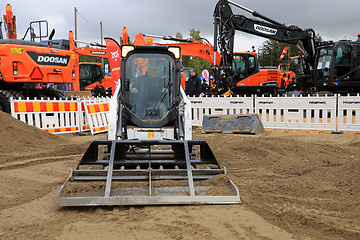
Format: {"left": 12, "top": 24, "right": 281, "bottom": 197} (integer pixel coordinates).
{"left": 30, "top": 67, "right": 44, "bottom": 80}
{"left": 13, "top": 62, "right": 17, "bottom": 75}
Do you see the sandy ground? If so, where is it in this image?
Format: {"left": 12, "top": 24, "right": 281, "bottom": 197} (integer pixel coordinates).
{"left": 0, "top": 110, "right": 359, "bottom": 240}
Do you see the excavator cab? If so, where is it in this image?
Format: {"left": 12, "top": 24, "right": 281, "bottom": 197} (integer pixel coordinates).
{"left": 79, "top": 63, "right": 104, "bottom": 90}
{"left": 232, "top": 52, "right": 259, "bottom": 80}
{"left": 315, "top": 41, "right": 360, "bottom": 93}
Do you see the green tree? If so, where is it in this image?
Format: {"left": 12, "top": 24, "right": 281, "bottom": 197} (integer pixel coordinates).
{"left": 181, "top": 29, "right": 210, "bottom": 74}
{"left": 189, "top": 29, "right": 202, "bottom": 42}
{"left": 175, "top": 32, "right": 183, "bottom": 39}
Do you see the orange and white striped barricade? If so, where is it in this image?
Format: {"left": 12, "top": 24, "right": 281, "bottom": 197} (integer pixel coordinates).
{"left": 79, "top": 100, "right": 91, "bottom": 132}
{"left": 81, "top": 98, "right": 110, "bottom": 133}
{"left": 84, "top": 100, "right": 110, "bottom": 134}
{"left": 11, "top": 98, "right": 81, "bottom": 134}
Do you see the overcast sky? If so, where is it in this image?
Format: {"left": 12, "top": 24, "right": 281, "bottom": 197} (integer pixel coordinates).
{"left": 4, "top": 0, "right": 360, "bottom": 52}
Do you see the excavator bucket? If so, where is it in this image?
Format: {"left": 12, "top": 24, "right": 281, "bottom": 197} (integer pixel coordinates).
{"left": 202, "top": 114, "right": 264, "bottom": 134}
{"left": 57, "top": 139, "right": 241, "bottom": 206}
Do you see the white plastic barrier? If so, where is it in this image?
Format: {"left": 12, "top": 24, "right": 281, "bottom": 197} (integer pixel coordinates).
{"left": 84, "top": 101, "right": 110, "bottom": 134}
{"left": 338, "top": 95, "right": 360, "bottom": 132}
{"left": 81, "top": 98, "right": 110, "bottom": 133}
{"left": 10, "top": 95, "right": 360, "bottom": 134}
{"left": 10, "top": 97, "right": 110, "bottom": 134}
{"left": 11, "top": 98, "right": 81, "bottom": 134}
{"left": 255, "top": 95, "right": 337, "bottom": 131}
{"left": 188, "top": 95, "right": 254, "bottom": 126}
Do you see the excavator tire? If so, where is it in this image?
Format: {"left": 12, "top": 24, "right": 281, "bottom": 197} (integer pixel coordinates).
{"left": 0, "top": 90, "right": 24, "bottom": 113}
{"left": 0, "top": 91, "right": 10, "bottom": 113}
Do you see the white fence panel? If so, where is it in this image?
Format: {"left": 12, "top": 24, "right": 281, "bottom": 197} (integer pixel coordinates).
{"left": 188, "top": 96, "right": 254, "bottom": 126}
{"left": 10, "top": 95, "right": 360, "bottom": 133}
{"left": 254, "top": 95, "right": 337, "bottom": 130}
{"left": 10, "top": 97, "right": 110, "bottom": 134}
{"left": 10, "top": 98, "right": 81, "bottom": 134}
{"left": 338, "top": 95, "right": 360, "bottom": 132}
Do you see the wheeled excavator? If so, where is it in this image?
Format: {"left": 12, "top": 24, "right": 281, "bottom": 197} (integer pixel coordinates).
{"left": 0, "top": 4, "right": 112, "bottom": 112}
{"left": 57, "top": 42, "right": 241, "bottom": 206}
{"left": 213, "top": 0, "right": 360, "bottom": 95}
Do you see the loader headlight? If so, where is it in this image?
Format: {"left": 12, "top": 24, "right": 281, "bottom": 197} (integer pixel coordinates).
{"left": 121, "top": 45, "right": 135, "bottom": 58}
{"left": 168, "top": 46, "right": 181, "bottom": 59}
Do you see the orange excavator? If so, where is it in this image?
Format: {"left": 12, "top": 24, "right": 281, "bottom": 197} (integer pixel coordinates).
{"left": 0, "top": 4, "right": 112, "bottom": 112}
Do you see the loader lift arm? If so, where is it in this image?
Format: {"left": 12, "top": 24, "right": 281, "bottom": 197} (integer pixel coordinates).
{"left": 213, "top": 0, "right": 317, "bottom": 92}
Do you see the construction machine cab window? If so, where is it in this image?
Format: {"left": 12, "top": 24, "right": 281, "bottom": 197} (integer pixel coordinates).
{"left": 125, "top": 53, "right": 175, "bottom": 121}
{"left": 334, "top": 44, "right": 352, "bottom": 78}
{"left": 79, "top": 64, "right": 103, "bottom": 90}
{"left": 233, "top": 54, "right": 257, "bottom": 79}
{"left": 316, "top": 47, "right": 333, "bottom": 80}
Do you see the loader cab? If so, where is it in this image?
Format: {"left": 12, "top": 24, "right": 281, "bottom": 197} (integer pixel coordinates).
{"left": 120, "top": 45, "right": 182, "bottom": 128}
{"left": 315, "top": 40, "right": 360, "bottom": 92}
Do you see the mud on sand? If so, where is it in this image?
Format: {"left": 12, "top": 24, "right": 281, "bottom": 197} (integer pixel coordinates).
{"left": 0, "top": 110, "right": 359, "bottom": 239}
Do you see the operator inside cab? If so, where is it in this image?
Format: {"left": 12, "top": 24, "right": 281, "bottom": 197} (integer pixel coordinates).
{"left": 126, "top": 54, "right": 174, "bottom": 121}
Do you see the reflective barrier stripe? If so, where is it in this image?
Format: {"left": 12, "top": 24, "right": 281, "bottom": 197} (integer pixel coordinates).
{"left": 45, "top": 127, "right": 79, "bottom": 133}
{"left": 14, "top": 102, "right": 78, "bottom": 113}
{"left": 87, "top": 102, "right": 110, "bottom": 113}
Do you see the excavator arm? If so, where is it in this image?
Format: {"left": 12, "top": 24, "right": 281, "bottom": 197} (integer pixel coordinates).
{"left": 156, "top": 40, "right": 221, "bottom": 66}
{"left": 213, "top": 0, "right": 317, "bottom": 93}
{"left": 3, "top": 4, "right": 17, "bottom": 39}
{"left": 214, "top": 0, "right": 316, "bottom": 62}
{"left": 135, "top": 33, "right": 221, "bottom": 66}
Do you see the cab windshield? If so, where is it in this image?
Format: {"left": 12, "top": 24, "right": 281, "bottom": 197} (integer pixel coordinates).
{"left": 233, "top": 54, "right": 256, "bottom": 79}
{"left": 315, "top": 47, "right": 333, "bottom": 80}
{"left": 124, "top": 53, "right": 175, "bottom": 121}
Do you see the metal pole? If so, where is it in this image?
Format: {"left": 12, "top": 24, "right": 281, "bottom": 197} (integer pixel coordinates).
{"left": 100, "top": 21, "right": 104, "bottom": 65}
{"left": 74, "top": 7, "right": 78, "bottom": 41}
{"left": 0, "top": 21, "right": 3, "bottom": 39}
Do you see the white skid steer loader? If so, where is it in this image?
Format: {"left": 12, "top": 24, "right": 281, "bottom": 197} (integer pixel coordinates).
{"left": 57, "top": 44, "right": 241, "bottom": 206}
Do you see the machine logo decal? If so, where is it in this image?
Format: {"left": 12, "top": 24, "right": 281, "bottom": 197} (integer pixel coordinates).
{"left": 254, "top": 24, "right": 277, "bottom": 35}
{"left": 110, "top": 49, "right": 119, "bottom": 61}
{"left": 90, "top": 51, "right": 106, "bottom": 55}
{"left": 27, "top": 51, "right": 70, "bottom": 66}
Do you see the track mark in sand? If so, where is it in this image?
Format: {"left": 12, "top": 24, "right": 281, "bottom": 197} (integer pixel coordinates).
{"left": 0, "top": 154, "right": 83, "bottom": 171}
